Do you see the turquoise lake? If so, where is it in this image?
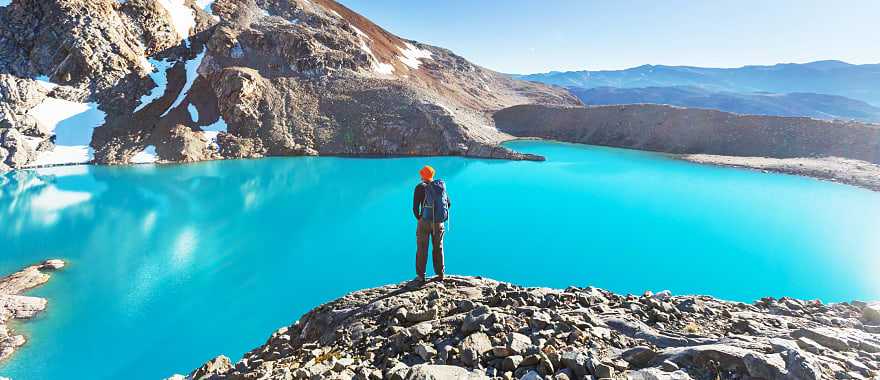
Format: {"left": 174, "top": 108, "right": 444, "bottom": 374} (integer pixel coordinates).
{"left": 1, "top": 140, "right": 879, "bottom": 379}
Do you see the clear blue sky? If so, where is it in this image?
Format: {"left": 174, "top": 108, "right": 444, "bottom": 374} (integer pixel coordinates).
{"left": 339, "top": 0, "right": 880, "bottom": 74}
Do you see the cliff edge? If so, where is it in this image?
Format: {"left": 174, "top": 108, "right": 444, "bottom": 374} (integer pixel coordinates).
{"left": 178, "top": 276, "right": 880, "bottom": 380}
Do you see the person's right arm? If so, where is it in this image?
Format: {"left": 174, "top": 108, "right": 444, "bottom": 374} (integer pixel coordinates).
{"left": 412, "top": 184, "right": 424, "bottom": 220}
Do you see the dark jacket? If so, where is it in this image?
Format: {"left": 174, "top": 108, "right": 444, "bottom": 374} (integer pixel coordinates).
{"left": 413, "top": 181, "right": 451, "bottom": 220}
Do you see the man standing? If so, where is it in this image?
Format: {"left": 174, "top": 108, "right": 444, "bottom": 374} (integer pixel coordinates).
{"left": 413, "top": 165, "right": 451, "bottom": 283}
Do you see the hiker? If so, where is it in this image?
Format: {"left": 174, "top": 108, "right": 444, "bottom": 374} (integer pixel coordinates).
{"left": 413, "top": 165, "right": 451, "bottom": 283}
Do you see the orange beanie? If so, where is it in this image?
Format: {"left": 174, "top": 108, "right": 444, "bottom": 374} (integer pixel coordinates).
{"left": 419, "top": 165, "right": 435, "bottom": 180}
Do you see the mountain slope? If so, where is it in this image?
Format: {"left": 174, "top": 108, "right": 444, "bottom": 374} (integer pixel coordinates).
{"left": 516, "top": 61, "right": 880, "bottom": 106}
{"left": 569, "top": 86, "right": 880, "bottom": 123}
{"left": 0, "top": 0, "right": 579, "bottom": 172}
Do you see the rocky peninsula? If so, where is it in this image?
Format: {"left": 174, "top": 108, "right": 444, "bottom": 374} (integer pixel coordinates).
{"left": 0, "top": 259, "right": 65, "bottom": 362}
{"left": 176, "top": 276, "right": 880, "bottom": 380}
{"left": 493, "top": 104, "right": 880, "bottom": 192}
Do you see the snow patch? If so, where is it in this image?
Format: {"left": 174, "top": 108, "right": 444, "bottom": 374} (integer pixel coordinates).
{"left": 134, "top": 58, "right": 174, "bottom": 112}
{"left": 138, "top": 56, "right": 153, "bottom": 74}
{"left": 327, "top": 9, "right": 342, "bottom": 19}
{"left": 351, "top": 25, "right": 367, "bottom": 37}
{"left": 374, "top": 62, "right": 395, "bottom": 75}
{"left": 161, "top": 47, "right": 206, "bottom": 117}
{"left": 187, "top": 103, "right": 199, "bottom": 122}
{"left": 27, "top": 98, "right": 105, "bottom": 167}
{"left": 398, "top": 42, "right": 432, "bottom": 69}
{"left": 195, "top": 0, "right": 214, "bottom": 14}
{"left": 23, "top": 136, "right": 42, "bottom": 151}
{"left": 156, "top": 0, "right": 195, "bottom": 41}
{"left": 351, "top": 25, "right": 395, "bottom": 76}
{"left": 201, "top": 117, "right": 227, "bottom": 143}
{"left": 30, "top": 146, "right": 93, "bottom": 167}
{"left": 131, "top": 145, "right": 158, "bottom": 164}
{"left": 34, "top": 75, "right": 58, "bottom": 91}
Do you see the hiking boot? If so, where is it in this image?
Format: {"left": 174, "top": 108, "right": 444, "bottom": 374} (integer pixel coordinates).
{"left": 434, "top": 274, "right": 445, "bottom": 282}
{"left": 411, "top": 276, "right": 426, "bottom": 286}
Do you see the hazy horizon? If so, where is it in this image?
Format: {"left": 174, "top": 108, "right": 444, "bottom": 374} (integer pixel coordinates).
{"left": 340, "top": 0, "right": 880, "bottom": 74}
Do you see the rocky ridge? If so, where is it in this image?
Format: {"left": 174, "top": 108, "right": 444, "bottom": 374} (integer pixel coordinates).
{"left": 0, "top": 0, "right": 579, "bottom": 172}
{"left": 493, "top": 104, "right": 880, "bottom": 191}
{"left": 0, "top": 259, "right": 65, "bottom": 362}
{"left": 177, "top": 276, "right": 880, "bottom": 380}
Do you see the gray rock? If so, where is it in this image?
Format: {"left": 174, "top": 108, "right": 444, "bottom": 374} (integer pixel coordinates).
{"left": 415, "top": 343, "right": 437, "bottom": 362}
{"left": 460, "top": 332, "right": 492, "bottom": 367}
{"left": 0, "top": 129, "right": 36, "bottom": 169}
{"left": 796, "top": 337, "right": 824, "bottom": 354}
{"left": 560, "top": 351, "right": 589, "bottom": 378}
{"left": 769, "top": 338, "right": 800, "bottom": 353}
{"left": 592, "top": 362, "right": 613, "bottom": 378}
{"left": 519, "top": 370, "right": 542, "bottom": 380}
{"left": 626, "top": 368, "right": 693, "bottom": 380}
{"left": 502, "top": 355, "right": 523, "bottom": 372}
{"left": 863, "top": 302, "right": 880, "bottom": 325}
{"left": 507, "top": 332, "right": 532, "bottom": 355}
{"left": 783, "top": 349, "right": 822, "bottom": 380}
{"left": 407, "top": 308, "right": 438, "bottom": 324}
{"left": 409, "top": 322, "right": 433, "bottom": 341}
{"left": 190, "top": 355, "right": 233, "bottom": 380}
{"left": 553, "top": 368, "right": 574, "bottom": 380}
{"left": 462, "top": 306, "right": 495, "bottom": 334}
{"left": 742, "top": 353, "right": 787, "bottom": 379}
{"left": 791, "top": 328, "right": 849, "bottom": 352}
{"left": 404, "top": 364, "right": 490, "bottom": 380}
{"left": 659, "top": 360, "right": 679, "bottom": 372}
{"left": 334, "top": 357, "right": 355, "bottom": 371}
{"left": 621, "top": 346, "right": 657, "bottom": 367}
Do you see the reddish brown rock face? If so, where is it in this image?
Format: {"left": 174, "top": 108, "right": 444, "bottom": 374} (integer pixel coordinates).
{"left": 0, "top": 0, "right": 578, "bottom": 171}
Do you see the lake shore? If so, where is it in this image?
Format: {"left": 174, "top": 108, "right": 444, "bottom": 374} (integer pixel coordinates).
{"left": 494, "top": 104, "right": 880, "bottom": 194}
{"left": 678, "top": 154, "right": 880, "bottom": 193}
{"left": 0, "top": 259, "right": 64, "bottom": 363}
{"left": 177, "top": 276, "right": 880, "bottom": 380}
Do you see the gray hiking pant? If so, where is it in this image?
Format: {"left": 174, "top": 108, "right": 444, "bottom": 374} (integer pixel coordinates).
{"left": 416, "top": 219, "right": 445, "bottom": 278}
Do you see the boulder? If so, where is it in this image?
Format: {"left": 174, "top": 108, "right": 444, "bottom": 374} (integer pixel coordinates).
{"left": 404, "top": 364, "right": 489, "bottom": 380}
{"left": 621, "top": 346, "right": 657, "bottom": 367}
{"left": 560, "top": 350, "right": 589, "bottom": 378}
{"left": 501, "top": 355, "right": 523, "bottom": 372}
{"left": 190, "top": 355, "right": 233, "bottom": 380}
{"left": 791, "top": 328, "right": 849, "bottom": 352}
{"left": 0, "top": 128, "right": 36, "bottom": 169}
{"left": 863, "top": 302, "right": 880, "bottom": 325}
{"left": 460, "top": 332, "right": 492, "bottom": 367}
{"left": 507, "top": 332, "right": 532, "bottom": 355}
{"left": 783, "top": 349, "right": 823, "bottom": 380}
{"left": 626, "top": 368, "right": 693, "bottom": 380}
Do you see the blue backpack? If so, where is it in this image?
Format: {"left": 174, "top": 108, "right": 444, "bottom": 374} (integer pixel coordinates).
{"left": 421, "top": 180, "right": 449, "bottom": 223}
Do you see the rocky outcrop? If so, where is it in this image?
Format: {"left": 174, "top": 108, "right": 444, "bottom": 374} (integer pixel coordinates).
{"left": 493, "top": 104, "right": 880, "bottom": 190}
{"left": 0, "top": 259, "right": 65, "bottom": 362}
{"left": 0, "top": 0, "right": 578, "bottom": 172}
{"left": 680, "top": 155, "right": 880, "bottom": 192}
{"left": 178, "top": 276, "right": 880, "bottom": 380}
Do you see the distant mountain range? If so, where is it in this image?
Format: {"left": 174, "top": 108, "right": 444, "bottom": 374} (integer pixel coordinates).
{"left": 515, "top": 61, "right": 880, "bottom": 122}
{"left": 567, "top": 86, "right": 880, "bottom": 123}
